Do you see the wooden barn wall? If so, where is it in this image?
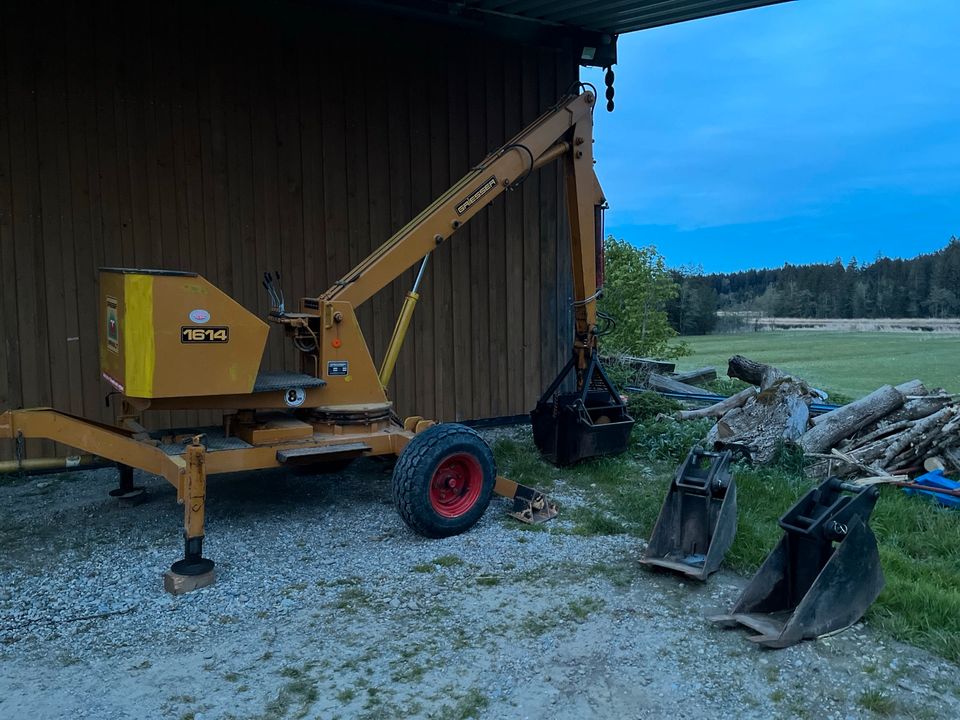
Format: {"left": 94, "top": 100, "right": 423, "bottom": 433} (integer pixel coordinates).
{"left": 0, "top": 0, "right": 578, "bottom": 459}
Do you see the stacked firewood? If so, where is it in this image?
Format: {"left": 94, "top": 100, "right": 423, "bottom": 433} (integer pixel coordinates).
{"left": 804, "top": 381, "right": 959, "bottom": 478}
{"left": 672, "top": 354, "right": 960, "bottom": 477}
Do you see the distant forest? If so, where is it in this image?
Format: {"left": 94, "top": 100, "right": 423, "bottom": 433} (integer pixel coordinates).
{"left": 667, "top": 237, "right": 960, "bottom": 334}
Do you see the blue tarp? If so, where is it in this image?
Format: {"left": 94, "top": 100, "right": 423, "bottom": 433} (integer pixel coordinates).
{"left": 903, "top": 469, "right": 960, "bottom": 509}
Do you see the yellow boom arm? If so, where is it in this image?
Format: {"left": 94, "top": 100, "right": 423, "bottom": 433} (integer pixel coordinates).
{"left": 318, "top": 91, "right": 607, "bottom": 367}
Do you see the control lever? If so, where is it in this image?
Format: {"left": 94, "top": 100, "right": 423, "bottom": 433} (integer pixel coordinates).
{"left": 262, "top": 270, "right": 285, "bottom": 314}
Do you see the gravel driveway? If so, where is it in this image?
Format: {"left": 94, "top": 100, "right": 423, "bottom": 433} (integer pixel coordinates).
{"left": 1, "top": 428, "right": 957, "bottom": 719}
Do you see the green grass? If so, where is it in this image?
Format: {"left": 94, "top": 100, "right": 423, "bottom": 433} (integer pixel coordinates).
{"left": 676, "top": 331, "right": 960, "bottom": 397}
{"left": 494, "top": 411, "right": 960, "bottom": 663}
{"left": 858, "top": 689, "right": 897, "bottom": 716}
{"left": 432, "top": 554, "right": 464, "bottom": 568}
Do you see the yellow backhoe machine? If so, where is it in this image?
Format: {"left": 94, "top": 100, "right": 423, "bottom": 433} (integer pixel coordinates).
{"left": 0, "top": 87, "right": 634, "bottom": 592}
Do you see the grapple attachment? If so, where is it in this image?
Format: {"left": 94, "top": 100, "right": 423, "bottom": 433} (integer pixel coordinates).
{"left": 531, "top": 354, "right": 634, "bottom": 467}
{"left": 710, "top": 478, "right": 884, "bottom": 648}
{"left": 640, "top": 448, "right": 736, "bottom": 581}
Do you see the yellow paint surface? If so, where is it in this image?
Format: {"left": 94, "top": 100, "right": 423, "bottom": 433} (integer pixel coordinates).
{"left": 123, "top": 274, "right": 156, "bottom": 397}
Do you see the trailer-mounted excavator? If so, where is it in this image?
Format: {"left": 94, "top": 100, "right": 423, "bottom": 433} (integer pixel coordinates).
{"left": 0, "top": 87, "right": 635, "bottom": 592}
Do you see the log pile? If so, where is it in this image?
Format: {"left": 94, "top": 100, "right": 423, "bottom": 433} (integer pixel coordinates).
{"left": 806, "top": 383, "right": 959, "bottom": 479}
{"left": 672, "top": 354, "right": 960, "bottom": 478}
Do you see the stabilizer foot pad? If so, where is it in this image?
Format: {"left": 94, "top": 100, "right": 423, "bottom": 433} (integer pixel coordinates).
{"left": 163, "top": 569, "right": 216, "bottom": 595}
{"left": 109, "top": 487, "right": 147, "bottom": 506}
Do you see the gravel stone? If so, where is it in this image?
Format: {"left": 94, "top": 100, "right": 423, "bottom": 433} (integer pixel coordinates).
{"left": 0, "top": 427, "right": 957, "bottom": 719}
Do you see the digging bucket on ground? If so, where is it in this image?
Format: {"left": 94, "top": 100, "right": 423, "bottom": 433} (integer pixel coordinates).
{"left": 640, "top": 447, "right": 736, "bottom": 581}
{"left": 710, "top": 478, "right": 884, "bottom": 648}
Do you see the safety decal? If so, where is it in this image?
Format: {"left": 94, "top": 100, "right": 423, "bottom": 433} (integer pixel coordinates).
{"left": 327, "top": 361, "right": 349, "bottom": 376}
{"left": 180, "top": 326, "right": 229, "bottom": 343}
{"left": 106, "top": 296, "right": 119, "bottom": 353}
{"left": 284, "top": 387, "right": 306, "bottom": 407}
{"left": 456, "top": 176, "right": 498, "bottom": 215}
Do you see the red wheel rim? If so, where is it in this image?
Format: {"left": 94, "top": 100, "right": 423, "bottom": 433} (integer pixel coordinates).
{"left": 428, "top": 453, "right": 483, "bottom": 518}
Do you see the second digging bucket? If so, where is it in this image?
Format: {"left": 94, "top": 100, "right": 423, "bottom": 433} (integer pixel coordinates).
{"left": 710, "top": 478, "right": 884, "bottom": 648}
{"left": 641, "top": 447, "right": 736, "bottom": 581}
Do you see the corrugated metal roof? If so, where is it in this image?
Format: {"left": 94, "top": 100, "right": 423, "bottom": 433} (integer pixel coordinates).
{"left": 458, "top": 0, "right": 790, "bottom": 35}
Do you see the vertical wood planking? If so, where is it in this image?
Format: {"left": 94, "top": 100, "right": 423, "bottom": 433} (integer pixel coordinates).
{"left": 466, "top": 37, "right": 490, "bottom": 419}
{"left": 502, "top": 55, "right": 525, "bottom": 413}
{"left": 0, "top": 0, "right": 581, "bottom": 459}
{"left": 0, "top": 3, "right": 22, "bottom": 412}
{"left": 65, "top": 0, "right": 104, "bottom": 422}
{"left": 428, "top": 38, "right": 455, "bottom": 422}
{"left": 446, "top": 39, "right": 473, "bottom": 421}
{"left": 485, "top": 43, "right": 507, "bottom": 417}
{"left": 520, "top": 48, "right": 542, "bottom": 409}
{"left": 408, "top": 46, "right": 436, "bottom": 420}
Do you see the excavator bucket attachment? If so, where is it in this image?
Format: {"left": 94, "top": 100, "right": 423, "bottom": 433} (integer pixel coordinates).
{"left": 710, "top": 478, "right": 884, "bottom": 648}
{"left": 531, "top": 354, "right": 635, "bottom": 467}
{"left": 640, "top": 448, "right": 736, "bottom": 581}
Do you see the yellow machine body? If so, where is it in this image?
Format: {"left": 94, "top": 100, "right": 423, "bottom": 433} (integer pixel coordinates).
{"left": 2, "top": 91, "right": 607, "bottom": 593}
{"left": 98, "top": 269, "right": 269, "bottom": 399}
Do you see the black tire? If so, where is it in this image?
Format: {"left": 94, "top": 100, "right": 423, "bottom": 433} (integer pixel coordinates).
{"left": 392, "top": 424, "right": 496, "bottom": 538}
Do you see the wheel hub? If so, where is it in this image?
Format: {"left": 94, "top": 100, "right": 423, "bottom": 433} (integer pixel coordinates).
{"left": 429, "top": 453, "right": 482, "bottom": 518}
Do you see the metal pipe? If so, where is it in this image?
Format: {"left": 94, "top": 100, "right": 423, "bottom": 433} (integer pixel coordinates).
{"left": 532, "top": 141, "right": 571, "bottom": 171}
{"left": 0, "top": 454, "right": 104, "bottom": 475}
{"left": 411, "top": 253, "right": 430, "bottom": 293}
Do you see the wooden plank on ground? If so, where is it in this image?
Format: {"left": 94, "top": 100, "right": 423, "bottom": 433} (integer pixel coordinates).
{"left": 647, "top": 373, "right": 707, "bottom": 395}
{"left": 672, "top": 367, "right": 718, "bottom": 386}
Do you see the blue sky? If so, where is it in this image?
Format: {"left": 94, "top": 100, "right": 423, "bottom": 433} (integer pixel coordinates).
{"left": 582, "top": 0, "right": 960, "bottom": 273}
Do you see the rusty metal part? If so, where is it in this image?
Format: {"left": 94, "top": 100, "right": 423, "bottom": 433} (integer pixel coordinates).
{"left": 494, "top": 475, "right": 558, "bottom": 525}
{"left": 641, "top": 448, "right": 736, "bottom": 582}
{"left": 710, "top": 478, "right": 884, "bottom": 648}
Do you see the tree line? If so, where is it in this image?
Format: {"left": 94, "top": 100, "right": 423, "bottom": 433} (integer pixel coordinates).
{"left": 597, "top": 237, "right": 959, "bottom": 359}
{"left": 705, "top": 237, "right": 960, "bottom": 319}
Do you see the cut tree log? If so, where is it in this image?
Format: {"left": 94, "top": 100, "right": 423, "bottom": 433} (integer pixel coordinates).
{"left": 671, "top": 367, "right": 717, "bottom": 386}
{"left": 878, "top": 406, "right": 955, "bottom": 467}
{"left": 944, "top": 447, "right": 960, "bottom": 473}
{"left": 707, "top": 378, "right": 812, "bottom": 463}
{"left": 882, "top": 394, "right": 952, "bottom": 424}
{"left": 894, "top": 379, "right": 927, "bottom": 396}
{"left": 799, "top": 384, "right": 909, "bottom": 455}
{"left": 647, "top": 373, "right": 703, "bottom": 395}
{"left": 674, "top": 386, "right": 757, "bottom": 421}
{"left": 811, "top": 379, "right": 926, "bottom": 426}
{"left": 727, "top": 355, "right": 786, "bottom": 389}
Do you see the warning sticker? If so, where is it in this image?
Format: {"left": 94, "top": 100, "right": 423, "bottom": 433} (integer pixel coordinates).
{"left": 106, "top": 296, "right": 119, "bottom": 354}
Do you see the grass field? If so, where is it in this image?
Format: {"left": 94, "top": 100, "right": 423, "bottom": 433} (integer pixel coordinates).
{"left": 674, "top": 331, "right": 959, "bottom": 397}
{"left": 495, "top": 400, "right": 960, "bottom": 664}
{"left": 496, "top": 331, "right": 960, "bottom": 663}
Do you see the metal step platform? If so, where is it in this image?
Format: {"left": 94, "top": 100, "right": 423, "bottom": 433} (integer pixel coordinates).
{"left": 276, "top": 442, "right": 372, "bottom": 463}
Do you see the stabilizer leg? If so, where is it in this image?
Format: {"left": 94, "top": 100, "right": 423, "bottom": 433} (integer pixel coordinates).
{"left": 494, "top": 475, "right": 558, "bottom": 525}
{"left": 108, "top": 463, "right": 147, "bottom": 506}
{"left": 163, "top": 441, "right": 216, "bottom": 594}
